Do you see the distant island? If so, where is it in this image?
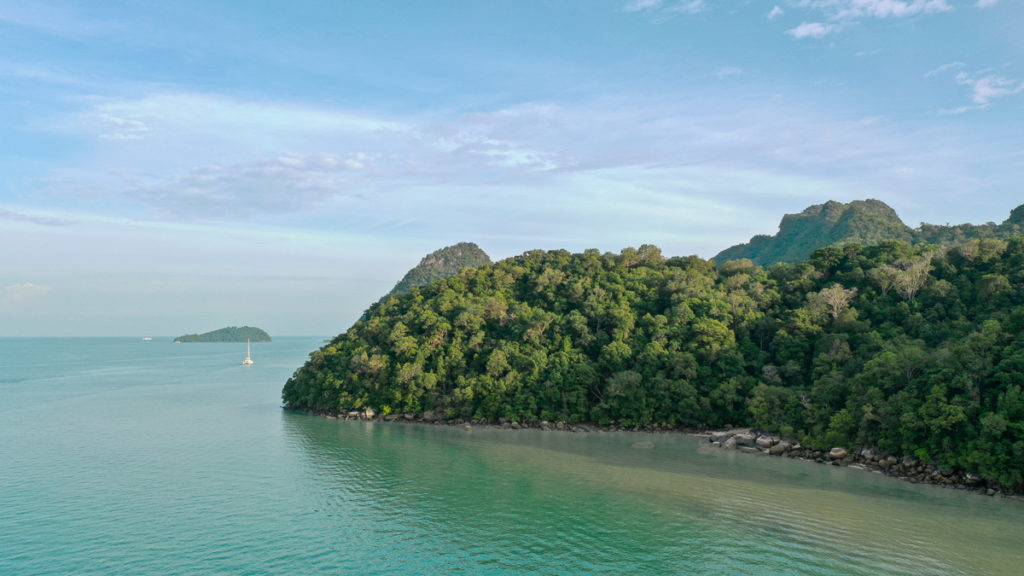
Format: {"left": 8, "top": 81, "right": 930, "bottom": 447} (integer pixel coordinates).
{"left": 174, "top": 326, "right": 271, "bottom": 343}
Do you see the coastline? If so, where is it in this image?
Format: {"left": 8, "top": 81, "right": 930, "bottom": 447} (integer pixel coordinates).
{"left": 289, "top": 407, "right": 1022, "bottom": 499}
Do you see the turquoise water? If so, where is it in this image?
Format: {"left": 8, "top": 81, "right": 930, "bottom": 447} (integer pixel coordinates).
{"left": 1, "top": 338, "right": 1022, "bottom": 575}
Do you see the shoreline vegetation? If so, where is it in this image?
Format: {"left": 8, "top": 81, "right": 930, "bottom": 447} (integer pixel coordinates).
{"left": 291, "top": 407, "right": 1020, "bottom": 497}
{"left": 283, "top": 201, "right": 1024, "bottom": 498}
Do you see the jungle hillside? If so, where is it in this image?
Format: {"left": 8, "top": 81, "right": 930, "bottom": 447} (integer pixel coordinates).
{"left": 284, "top": 237, "right": 1024, "bottom": 490}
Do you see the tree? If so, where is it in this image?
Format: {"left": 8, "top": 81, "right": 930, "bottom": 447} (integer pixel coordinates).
{"left": 818, "top": 283, "right": 857, "bottom": 320}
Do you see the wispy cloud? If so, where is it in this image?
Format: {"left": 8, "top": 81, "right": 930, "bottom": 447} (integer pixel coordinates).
{"left": 0, "top": 208, "right": 70, "bottom": 226}
{"left": 0, "top": 3, "right": 123, "bottom": 38}
{"left": 977, "top": 0, "right": 1000, "bottom": 7}
{"left": 34, "top": 88, "right": 982, "bottom": 237}
{"left": 955, "top": 71, "right": 1024, "bottom": 106}
{"left": 624, "top": 0, "right": 664, "bottom": 11}
{"left": 924, "top": 61, "right": 964, "bottom": 77}
{"left": 716, "top": 66, "right": 743, "bottom": 79}
{"left": 0, "top": 283, "right": 51, "bottom": 306}
{"left": 623, "top": 0, "right": 705, "bottom": 15}
{"left": 787, "top": 0, "right": 952, "bottom": 38}
{"left": 788, "top": 22, "right": 836, "bottom": 39}
{"left": 929, "top": 65, "right": 1024, "bottom": 113}
{"left": 768, "top": 6, "right": 785, "bottom": 19}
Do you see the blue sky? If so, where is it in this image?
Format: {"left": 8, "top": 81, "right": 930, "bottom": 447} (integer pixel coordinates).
{"left": 1, "top": 0, "right": 1022, "bottom": 336}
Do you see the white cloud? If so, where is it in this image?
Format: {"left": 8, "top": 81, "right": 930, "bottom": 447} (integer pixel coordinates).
{"left": 624, "top": 0, "right": 705, "bottom": 15}
{"left": 831, "top": 0, "right": 952, "bottom": 20}
{"left": 924, "top": 61, "right": 964, "bottom": 77}
{"left": 787, "top": 0, "right": 953, "bottom": 37}
{"left": 716, "top": 66, "right": 743, "bottom": 79}
{"left": 788, "top": 21, "right": 836, "bottom": 38}
{"left": 624, "top": 0, "right": 663, "bottom": 12}
{"left": 955, "top": 71, "right": 1024, "bottom": 106}
{"left": 977, "top": 0, "right": 1000, "bottom": 7}
{"left": 768, "top": 6, "right": 785, "bottom": 18}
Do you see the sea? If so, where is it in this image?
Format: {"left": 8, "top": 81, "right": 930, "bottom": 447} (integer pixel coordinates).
{"left": 1, "top": 337, "right": 1022, "bottom": 575}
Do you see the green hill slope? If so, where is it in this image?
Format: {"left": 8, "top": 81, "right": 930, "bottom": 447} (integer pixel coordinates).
{"left": 284, "top": 239, "right": 1024, "bottom": 490}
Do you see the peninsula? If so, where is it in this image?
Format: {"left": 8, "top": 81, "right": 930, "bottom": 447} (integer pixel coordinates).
{"left": 284, "top": 200, "right": 1024, "bottom": 494}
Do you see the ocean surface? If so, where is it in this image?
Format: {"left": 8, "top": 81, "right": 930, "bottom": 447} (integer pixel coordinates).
{"left": 1, "top": 337, "right": 1022, "bottom": 575}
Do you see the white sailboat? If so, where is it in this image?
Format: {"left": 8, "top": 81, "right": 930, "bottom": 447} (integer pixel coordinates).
{"left": 242, "top": 339, "right": 254, "bottom": 365}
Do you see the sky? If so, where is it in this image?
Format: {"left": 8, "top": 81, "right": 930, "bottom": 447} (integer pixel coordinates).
{"left": 1, "top": 0, "right": 1022, "bottom": 336}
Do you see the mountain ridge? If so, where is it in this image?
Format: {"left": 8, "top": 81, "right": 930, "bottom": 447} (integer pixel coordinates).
{"left": 715, "top": 199, "right": 1024, "bottom": 265}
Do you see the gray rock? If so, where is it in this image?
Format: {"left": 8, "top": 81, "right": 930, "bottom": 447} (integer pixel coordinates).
{"left": 363, "top": 408, "right": 375, "bottom": 419}
{"left": 710, "top": 431, "right": 733, "bottom": 442}
{"left": 769, "top": 440, "right": 792, "bottom": 455}
{"left": 723, "top": 437, "right": 737, "bottom": 450}
{"left": 734, "top": 432, "right": 757, "bottom": 447}
{"left": 756, "top": 435, "right": 776, "bottom": 448}
{"left": 828, "top": 447, "right": 848, "bottom": 459}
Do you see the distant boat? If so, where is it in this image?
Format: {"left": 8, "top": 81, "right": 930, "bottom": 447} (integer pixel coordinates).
{"left": 141, "top": 337, "right": 152, "bottom": 341}
{"left": 242, "top": 339, "right": 254, "bottom": 365}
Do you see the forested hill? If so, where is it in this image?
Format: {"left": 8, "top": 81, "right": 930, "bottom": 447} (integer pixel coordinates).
{"left": 284, "top": 240, "right": 1024, "bottom": 490}
{"left": 715, "top": 199, "right": 1024, "bottom": 266}
{"left": 175, "top": 326, "right": 271, "bottom": 343}
{"left": 362, "top": 242, "right": 492, "bottom": 320}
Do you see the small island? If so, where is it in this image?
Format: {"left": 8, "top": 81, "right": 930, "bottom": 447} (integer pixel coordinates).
{"left": 174, "top": 326, "right": 271, "bottom": 343}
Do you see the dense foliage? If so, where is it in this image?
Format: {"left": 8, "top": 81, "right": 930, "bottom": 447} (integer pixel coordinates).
{"left": 284, "top": 239, "right": 1024, "bottom": 489}
{"left": 715, "top": 199, "right": 1024, "bottom": 265}
{"left": 175, "top": 326, "right": 271, "bottom": 343}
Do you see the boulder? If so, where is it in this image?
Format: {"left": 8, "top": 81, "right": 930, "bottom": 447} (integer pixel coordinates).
{"left": 363, "top": 408, "right": 375, "bottom": 419}
{"left": 828, "top": 447, "right": 848, "bottom": 459}
{"left": 755, "top": 435, "right": 776, "bottom": 448}
{"left": 860, "top": 448, "right": 879, "bottom": 461}
{"left": 734, "top": 432, "right": 757, "bottom": 447}
{"left": 710, "top": 431, "right": 733, "bottom": 442}
{"left": 723, "top": 437, "right": 737, "bottom": 450}
{"left": 769, "top": 441, "right": 792, "bottom": 456}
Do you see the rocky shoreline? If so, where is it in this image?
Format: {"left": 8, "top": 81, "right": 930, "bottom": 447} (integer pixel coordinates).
{"left": 701, "top": 428, "right": 1021, "bottom": 498}
{"left": 297, "top": 408, "right": 1020, "bottom": 498}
